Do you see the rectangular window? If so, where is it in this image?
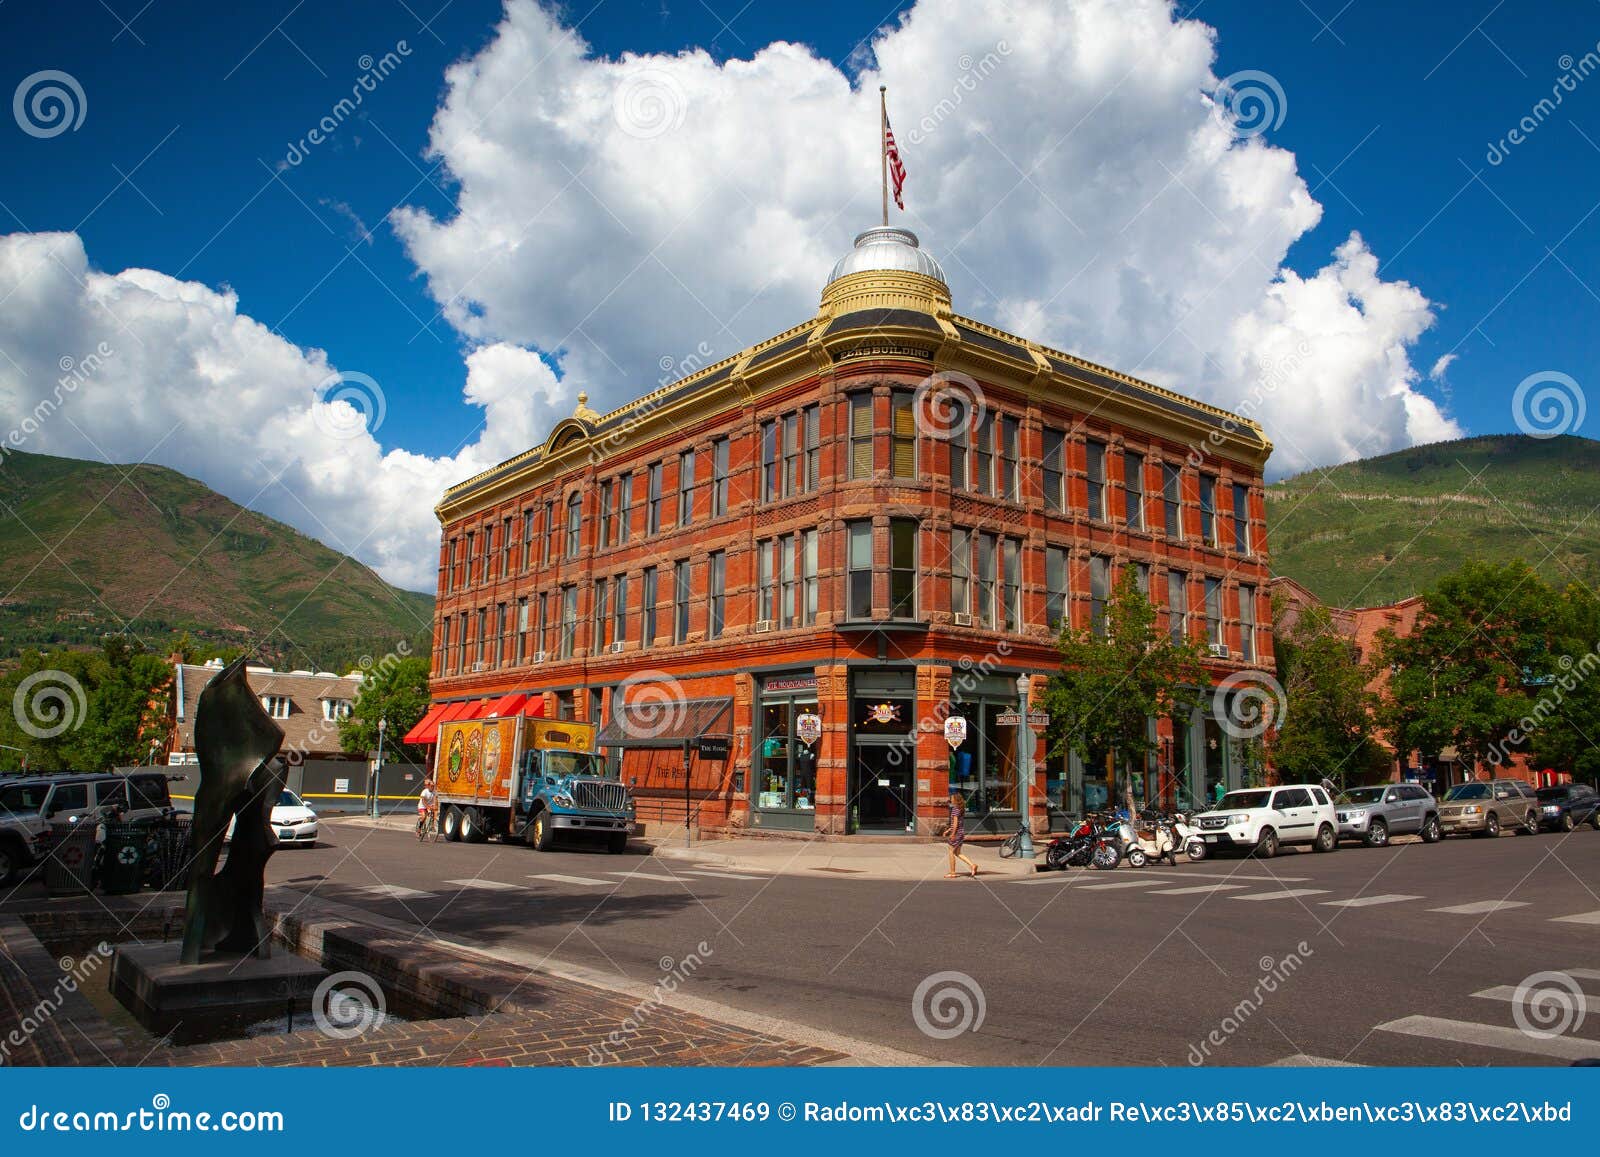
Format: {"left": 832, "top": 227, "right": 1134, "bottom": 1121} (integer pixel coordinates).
{"left": 973, "top": 411, "right": 993, "bottom": 495}
{"left": 543, "top": 499, "right": 556, "bottom": 564}
{"left": 1200, "top": 475, "right": 1218, "bottom": 547}
{"left": 1239, "top": 583, "right": 1257, "bottom": 661}
{"left": 758, "top": 539, "right": 776, "bottom": 623}
{"left": 950, "top": 403, "right": 969, "bottom": 490}
{"left": 1124, "top": 451, "right": 1145, "bottom": 529}
{"left": 648, "top": 463, "right": 663, "bottom": 535}
{"left": 537, "top": 592, "right": 549, "bottom": 658}
{"left": 1163, "top": 464, "right": 1183, "bottom": 541}
{"left": 1167, "top": 570, "right": 1188, "bottom": 643}
{"left": 483, "top": 526, "right": 493, "bottom": 580}
{"left": 804, "top": 405, "right": 821, "bottom": 491}
{"left": 847, "top": 521, "right": 873, "bottom": 618}
{"left": 438, "top": 617, "right": 451, "bottom": 674}
{"left": 1135, "top": 562, "right": 1150, "bottom": 597}
{"left": 445, "top": 538, "right": 456, "bottom": 594}
{"left": 890, "top": 519, "right": 917, "bottom": 619}
{"left": 1042, "top": 428, "right": 1065, "bottom": 512}
{"left": 495, "top": 602, "right": 508, "bottom": 667}
{"left": 711, "top": 438, "right": 729, "bottom": 516}
{"left": 592, "top": 578, "right": 609, "bottom": 651}
{"left": 1089, "top": 555, "right": 1110, "bottom": 637}
{"left": 565, "top": 494, "right": 581, "bottom": 559}
{"left": 674, "top": 559, "right": 691, "bottom": 643}
{"left": 762, "top": 419, "right": 779, "bottom": 502}
{"left": 516, "top": 596, "right": 529, "bottom": 662}
{"left": 501, "top": 518, "right": 513, "bottom": 576}
{"left": 1086, "top": 439, "right": 1107, "bottom": 521}
{"left": 783, "top": 412, "right": 801, "bottom": 495}
{"left": 612, "top": 573, "right": 628, "bottom": 646}
{"left": 475, "top": 607, "right": 487, "bottom": 664}
{"left": 617, "top": 472, "right": 633, "bottom": 544}
{"left": 522, "top": 510, "right": 535, "bottom": 570}
{"left": 457, "top": 612, "right": 468, "bottom": 672}
{"left": 999, "top": 415, "right": 1019, "bottom": 500}
{"left": 779, "top": 534, "right": 796, "bottom": 629}
{"left": 708, "top": 551, "right": 726, "bottom": 639}
{"left": 976, "top": 532, "right": 997, "bottom": 628}
{"left": 465, "top": 531, "right": 475, "bottom": 585}
{"left": 560, "top": 586, "right": 577, "bottom": 658}
{"left": 641, "top": 567, "right": 657, "bottom": 646}
{"left": 1205, "top": 577, "right": 1222, "bottom": 644}
{"left": 1045, "top": 545, "right": 1068, "bottom": 632}
{"left": 951, "top": 528, "right": 971, "bottom": 617}
{"left": 802, "top": 528, "right": 818, "bottom": 625}
{"left": 1232, "top": 482, "right": 1251, "bottom": 553}
{"left": 678, "top": 450, "right": 695, "bottom": 526}
{"left": 891, "top": 392, "right": 917, "bottom": 479}
{"left": 1002, "top": 536, "right": 1020, "bottom": 631}
{"left": 849, "top": 394, "right": 873, "bottom": 480}
{"left": 600, "top": 481, "right": 614, "bottom": 548}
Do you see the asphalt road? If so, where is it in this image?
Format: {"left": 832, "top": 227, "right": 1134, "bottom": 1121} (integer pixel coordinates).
{"left": 19, "top": 822, "right": 1599, "bottom": 1066}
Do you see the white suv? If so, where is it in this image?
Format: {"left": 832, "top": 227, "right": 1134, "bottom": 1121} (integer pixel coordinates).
{"left": 1193, "top": 784, "right": 1339, "bottom": 858}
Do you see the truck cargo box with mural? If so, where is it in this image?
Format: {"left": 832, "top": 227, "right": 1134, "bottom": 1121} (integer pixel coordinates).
{"left": 433, "top": 715, "right": 635, "bottom": 852}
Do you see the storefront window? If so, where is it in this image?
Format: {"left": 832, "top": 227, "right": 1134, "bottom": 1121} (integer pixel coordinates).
{"left": 946, "top": 695, "right": 1021, "bottom": 830}
{"left": 755, "top": 677, "right": 819, "bottom": 822}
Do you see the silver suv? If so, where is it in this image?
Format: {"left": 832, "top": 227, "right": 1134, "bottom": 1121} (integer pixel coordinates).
{"left": 1335, "top": 783, "right": 1442, "bottom": 847}
{"left": 0, "top": 772, "right": 176, "bottom": 884}
{"left": 1438, "top": 778, "right": 1539, "bottom": 838}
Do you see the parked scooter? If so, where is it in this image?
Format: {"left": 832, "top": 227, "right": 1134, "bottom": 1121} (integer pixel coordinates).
{"left": 1118, "top": 808, "right": 1206, "bottom": 866}
{"left": 1044, "top": 812, "right": 1123, "bottom": 871}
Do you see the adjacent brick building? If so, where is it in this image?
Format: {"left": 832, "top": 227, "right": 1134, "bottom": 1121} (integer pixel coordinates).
{"left": 423, "top": 227, "right": 1276, "bottom": 838}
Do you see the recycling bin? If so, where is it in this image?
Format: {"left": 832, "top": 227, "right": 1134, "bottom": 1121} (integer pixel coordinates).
{"left": 42, "top": 822, "right": 96, "bottom": 895}
{"left": 100, "top": 822, "right": 148, "bottom": 895}
{"left": 146, "top": 816, "right": 193, "bottom": 891}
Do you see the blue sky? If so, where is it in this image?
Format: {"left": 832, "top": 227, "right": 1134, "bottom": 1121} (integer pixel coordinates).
{"left": 2, "top": 1, "right": 1596, "bottom": 588}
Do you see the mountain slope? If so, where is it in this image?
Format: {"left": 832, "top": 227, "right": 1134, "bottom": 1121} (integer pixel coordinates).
{"left": 0, "top": 449, "right": 434, "bottom": 666}
{"left": 1266, "top": 434, "right": 1600, "bottom": 608}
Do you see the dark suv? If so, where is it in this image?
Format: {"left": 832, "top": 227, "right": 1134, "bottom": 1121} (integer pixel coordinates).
{"left": 0, "top": 772, "right": 176, "bottom": 884}
{"left": 1535, "top": 783, "right": 1600, "bottom": 833}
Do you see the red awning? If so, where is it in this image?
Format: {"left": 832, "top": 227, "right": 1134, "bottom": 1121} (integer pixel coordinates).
{"left": 486, "top": 692, "right": 528, "bottom": 718}
{"left": 401, "top": 703, "right": 451, "bottom": 747}
{"left": 441, "top": 699, "right": 484, "bottom": 723}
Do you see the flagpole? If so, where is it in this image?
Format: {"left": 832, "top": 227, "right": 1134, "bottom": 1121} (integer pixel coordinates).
{"left": 879, "top": 85, "right": 888, "bottom": 227}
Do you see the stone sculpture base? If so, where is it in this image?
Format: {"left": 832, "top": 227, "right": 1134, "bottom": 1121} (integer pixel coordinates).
{"left": 110, "top": 942, "right": 328, "bottom": 1040}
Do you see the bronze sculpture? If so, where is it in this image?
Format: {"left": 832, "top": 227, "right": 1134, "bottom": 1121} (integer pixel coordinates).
{"left": 180, "top": 658, "right": 287, "bottom": 964}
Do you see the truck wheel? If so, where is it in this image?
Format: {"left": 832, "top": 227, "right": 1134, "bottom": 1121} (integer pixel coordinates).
{"left": 607, "top": 831, "right": 629, "bottom": 855}
{"left": 529, "top": 810, "right": 556, "bottom": 851}
{"left": 442, "top": 805, "right": 463, "bottom": 842}
{"left": 461, "top": 807, "right": 487, "bottom": 844}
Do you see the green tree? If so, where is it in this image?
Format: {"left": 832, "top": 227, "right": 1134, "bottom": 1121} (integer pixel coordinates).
{"left": 339, "top": 655, "right": 431, "bottom": 761}
{"left": 1270, "top": 605, "right": 1389, "bottom": 787}
{"left": 0, "top": 640, "right": 171, "bottom": 772}
{"left": 1378, "top": 559, "right": 1560, "bottom": 774}
{"left": 1525, "top": 582, "right": 1600, "bottom": 784}
{"left": 1041, "top": 566, "right": 1208, "bottom": 803}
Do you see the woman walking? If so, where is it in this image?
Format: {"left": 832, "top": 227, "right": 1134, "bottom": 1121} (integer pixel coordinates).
{"left": 945, "top": 790, "right": 978, "bottom": 878}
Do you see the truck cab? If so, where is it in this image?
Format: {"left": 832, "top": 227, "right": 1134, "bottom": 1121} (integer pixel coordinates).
{"left": 517, "top": 746, "right": 635, "bottom": 852}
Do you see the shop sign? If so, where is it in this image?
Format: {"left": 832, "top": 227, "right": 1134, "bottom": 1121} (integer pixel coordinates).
{"left": 765, "top": 675, "right": 817, "bottom": 694}
{"left": 995, "top": 711, "right": 1051, "bottom": 729}
{"left": 796, "top": 712, "right": 823, "bottom": 747}
{"left": 864, "top": 701, "right": 902, "bottom": 726}
{"left": 943, "top": 715, "right": 967, "bottom": 750}
{"left": 696, "top": 734, "right": 731, "bottom": 761}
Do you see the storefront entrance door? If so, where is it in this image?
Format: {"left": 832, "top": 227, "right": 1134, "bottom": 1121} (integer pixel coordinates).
{"left": 854, "top": 744, "right": 915, "bottom": 832}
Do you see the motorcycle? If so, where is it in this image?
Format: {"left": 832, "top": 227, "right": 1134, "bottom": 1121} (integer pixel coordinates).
{"left": 1118, "top": 808, "right": 1207, "bottom": 867}
{"left": 1044, "top": 812, "right": 1123, "bottom": 871}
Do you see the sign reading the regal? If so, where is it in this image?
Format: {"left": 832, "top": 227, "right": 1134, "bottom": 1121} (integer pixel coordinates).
{"left": 696, "top": 734, "right": 731, "bottom": 761}
{"left": 943, "top": 715, "right": 968, "bottom": 750}
{"left": 796, "top": 712, "right": 823, "bottom": 747}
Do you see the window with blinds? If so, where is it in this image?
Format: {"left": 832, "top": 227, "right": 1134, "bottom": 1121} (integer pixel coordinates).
{"left": 1163, "top": 464, "right": 1183, "bottom": 541}
{"left": 1089, "top": 555, "right": 1110, "bottom": 637}
{"left": 1086, "top": 439, "right": 1107, "bottom": 521}
{"left": 849, "top": 394, "right": 874, "bottom": 480}
{"left": 1042, "top": 428, "right": 1064, "bottom": 512}
{"left": 1167, "top": 570, "right": 1187, "bottom": 643}
{"left": 891, "top": 392, "right": 917, "bottom": 479}
{"left": 1239, "top": 583, "right": 1257, "bottom": 661}
{"left": 1124, "top": 451, "right": 1145, "bottom": 529}
{"left": 1045, "top": 545, "right": 1068, "bottom": 632}
{"left": 1233, "top": 482, "right": 1251, "bottom": 553}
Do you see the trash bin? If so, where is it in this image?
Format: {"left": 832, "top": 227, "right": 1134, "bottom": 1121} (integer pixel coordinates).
{"left": 101, "top": 822, "right": 148, "bottom": 895}
{"left": 42, "top": 822, "right": 96, "bottom": 895}
{"left": 145, "top": 816, "right": 193, "bottom": 892}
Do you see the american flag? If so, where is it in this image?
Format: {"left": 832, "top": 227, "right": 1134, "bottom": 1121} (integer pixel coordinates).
{"left": 884, "top": 117, "right": 906, "bottom": 210}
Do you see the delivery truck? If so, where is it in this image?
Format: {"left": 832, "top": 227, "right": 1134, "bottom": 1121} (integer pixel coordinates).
{"left": 433, "top": 715, "right": 634, "bottom": 852}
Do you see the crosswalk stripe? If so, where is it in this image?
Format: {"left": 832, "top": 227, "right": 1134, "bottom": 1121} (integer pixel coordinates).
{"left": 682, "top": 869, "right": 764, "bottom": 880}
{"left": 1428, "top": 900, "right": 1529, "bottom": 915}
{"left": 608, "top": 870, "right": 684, "bottom": 882}
{"left": 1229, "top": 888, "right": 1330, "bottom": 901}
{"left": 529, "top": 874, "right": 611, "bottom": 887}
{"left": 362, "top": 884, "right": 434, "bottom": 900}
{"left": 1552, "top": 911, "right": 1600, "bottom": 925}
{"left": 1321, "top": 894, "right": 1423, "bottom": 909}
{"left": 443, "top": 878, "right": 521, "bottom": 891}
{"left": 1375, "top": 1015, "right": 1600, "bottom": 1062}
{"left": 1075, "top": 879, "right": 1170, "bottom": 891}
{"left": 1149, "top": 883, "right": 1247, "bottom": 895}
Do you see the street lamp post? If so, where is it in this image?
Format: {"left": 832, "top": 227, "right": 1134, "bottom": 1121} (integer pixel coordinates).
{"left": 1015, "top": 673, "right": 1036, "bottom": 860}
{"left": 371, "top": 717, "right": 386, "bottom": 820}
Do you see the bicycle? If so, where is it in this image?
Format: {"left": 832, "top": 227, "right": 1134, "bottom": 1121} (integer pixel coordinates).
{"left": 416, "top": 808, "right": 440, "bottom": 843}
{"left": 997, "top": 828, "right": 1027, "bottom": 858}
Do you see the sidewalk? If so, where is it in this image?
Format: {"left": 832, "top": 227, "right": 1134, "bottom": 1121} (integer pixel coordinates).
{"left": 650, "top": 836, "right": 1043, "bottom": 881}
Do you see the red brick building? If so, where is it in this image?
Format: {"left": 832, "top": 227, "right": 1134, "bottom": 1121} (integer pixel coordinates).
{"left": 422, "top": 227, "right": 1275, "bottom": 838}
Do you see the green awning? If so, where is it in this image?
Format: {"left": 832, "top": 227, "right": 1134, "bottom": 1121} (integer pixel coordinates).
{"left": 597, "top": 697, "right": 732, "bottom": 749}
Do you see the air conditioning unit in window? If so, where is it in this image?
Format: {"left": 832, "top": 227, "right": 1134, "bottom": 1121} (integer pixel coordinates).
{"left": 532, "top": 650, "right": 546, "bottom": 664}
{"left": 609, "top": 640, "right": 625, "bottom": 654}
{"left": 753, "top": 619, "right": 773, "bottom": 633}
{"left": 953, "top": 612, "right": 974, "bottom": 627}
{"left": 1207, "top": 643, "right": 1231, "bottom": 659}
{"left": 471, "top": 661, "right": 487, "bottom": 673}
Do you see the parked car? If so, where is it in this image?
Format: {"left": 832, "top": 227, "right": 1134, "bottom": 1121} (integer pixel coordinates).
{"left": 0, "top": 771, "right": 176, "bottom": 885}
{"left": 1192, "top": 784, "right": 1339, "bottom": 858}
{"left": 1437, "top": 779, "right": 1539, "bottom": 838}
{"left": 1335, "top": 783, "right": 1442, "bottom": 846}
{"left": 1534, "top": 783, "right": 1600, "bottom": 832}
{"left": 223, "top": 789, "right": 319, "bottom": 847}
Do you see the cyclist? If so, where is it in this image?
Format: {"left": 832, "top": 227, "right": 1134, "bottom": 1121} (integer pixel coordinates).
{"left": 416, "top": 778, "right": 438, "bottom": 840}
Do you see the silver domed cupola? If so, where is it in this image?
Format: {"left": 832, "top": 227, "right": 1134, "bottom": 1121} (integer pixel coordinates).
{"left": 820, "top": 226, "right": 952, "bottom": 316}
